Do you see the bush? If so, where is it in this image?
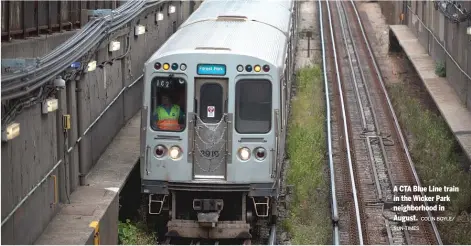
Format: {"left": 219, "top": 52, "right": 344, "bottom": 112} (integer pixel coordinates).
{"left": 435, "top": 61, "right": 446, "bottom": 77}
{"left": 118, "top": 219, "right": 157, "bottom": 245}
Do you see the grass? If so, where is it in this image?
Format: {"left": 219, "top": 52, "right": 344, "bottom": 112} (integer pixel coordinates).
{"left": 435, "top": 61, "right": 446, "bottom": 77}
{"left": 283, "top": 64, "right": 331, "bottom": 244}
{"left": 387, "top": 83, "right": 471, "bottom": 245}
{"left": 118, "top": 219, "right": 157, "bottom": 245}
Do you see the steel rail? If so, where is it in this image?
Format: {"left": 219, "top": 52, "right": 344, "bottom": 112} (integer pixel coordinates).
{"left": 326, "top": 0, "right": 364, "bottom": 244}
{"left": 338, "top": 1, "right": 389, "bottom": 184}
{"left": 348, "top": 1, "right": 443, "bottom": 244}
{"left": 336, "top": 1, "right": 410, "bottom": 244}
{"left": 318, "top": 0, "right": 340, "bottom": 244}
{"left": 268, "top": 224, "right": 276, "bottom": 245}
{"left": 335, "top": 1, "right": 367, "bottom": 132}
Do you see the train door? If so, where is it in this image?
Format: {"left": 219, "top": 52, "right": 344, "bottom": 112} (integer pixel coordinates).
{"left": 193, "top": 78, "right": 228, "bottom": 180}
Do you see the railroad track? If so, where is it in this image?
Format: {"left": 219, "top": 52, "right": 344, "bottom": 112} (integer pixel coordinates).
{"left": 320, "top": 0, "right": 443, "bottom": 244}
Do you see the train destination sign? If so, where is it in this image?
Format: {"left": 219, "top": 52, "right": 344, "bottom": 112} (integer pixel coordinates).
{"left": 197, "top": 64, "right": 226, "bottom": 76}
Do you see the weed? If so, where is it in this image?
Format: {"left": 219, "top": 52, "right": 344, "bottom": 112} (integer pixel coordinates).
{"left": 118, "top": 219, "right": 157, "bottom": 245}
{"left": 387, "top": 83, "right": 471, "bottom": 244}
{"left": 283, "top": 64, "right": 331, "bottom": 244}
{"left": 435, "top": 61, "right": 446, "bottom": 77}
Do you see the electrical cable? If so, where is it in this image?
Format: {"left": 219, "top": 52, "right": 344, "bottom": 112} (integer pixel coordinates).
{"left": 1, "top": 16, "right": 132, "bottom": 123}
{"left": 2, "top": 24, "right": 110, "bottom": 93}
{"left": 1, "top": 86, "right": 56, "bottom": 127}
{"left": 434, "top": 0, "right": 471, "bottom": 23}
{"left": 1, "top": 0, "right": 158, "bottom": 98}
{"left": 3, "top": 13, "right": 108, "bottom": 82}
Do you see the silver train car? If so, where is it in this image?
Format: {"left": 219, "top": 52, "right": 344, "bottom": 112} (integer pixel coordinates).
{"left": 140, "top": 0, "right": 298, "bottom": 239}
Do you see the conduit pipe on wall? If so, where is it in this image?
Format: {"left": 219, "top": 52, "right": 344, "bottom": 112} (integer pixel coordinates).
{"left": 1, "top": 74, "right": 143, "bottom": 226}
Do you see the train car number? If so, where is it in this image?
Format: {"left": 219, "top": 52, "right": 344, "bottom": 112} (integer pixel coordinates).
{"left": 155, "top": 79, "right": 171, "bottom": 88}
{"left": 200, "top": 150, "right": 220, "bottom": 158}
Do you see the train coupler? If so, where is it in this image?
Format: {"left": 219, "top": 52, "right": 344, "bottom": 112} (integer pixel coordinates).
{"left": 148, "top": 194, "right": 167, "bottom": 215}
{"left": 197, "top": 212, "right": 220, "bottom": 227}
{"left": 251, "top": 197, "right": 270, "bottom": 217}
{"left": 193, "top": 199, "right": 224, "bottom": 227}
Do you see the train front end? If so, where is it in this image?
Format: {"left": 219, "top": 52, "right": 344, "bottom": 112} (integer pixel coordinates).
{"left": 140, "top": 52, "right": 281, "bottom": 239}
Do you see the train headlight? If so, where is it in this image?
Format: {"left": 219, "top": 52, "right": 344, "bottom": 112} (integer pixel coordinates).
{"left": 237, "top": 65, "right": 244, "bottom": 72}
{"left": 169, "top": 146, "right": 182, "bottom": 160}
{"left": 180, "top": 63, "right": 187, "bottom": 71}
{"left": 254, "top": 65, "right": 261, "bottom": 72}
{"left": 155, "top": 145, "right": 167, "bottom": 158}
{"left": 163, "top": 63, "right": 170, "bottom": 70}
{"left": 254, "top": 147, "right": 266, "bottom": 161}
{"left": 238, "top": 147, "right": 251, "bottom": 161}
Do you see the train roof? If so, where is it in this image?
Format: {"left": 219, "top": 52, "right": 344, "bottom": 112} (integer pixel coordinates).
{"left": 181, "top": 0, "right": 294, "bottom": 33}
{"left": 147, "top": 0, "right": 294, "bottom": 68}
{"left": 199, "top": 0, "right": 294, "bottom": 11}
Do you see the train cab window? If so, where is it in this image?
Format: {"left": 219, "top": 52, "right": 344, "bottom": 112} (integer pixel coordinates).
{"left": 235, "top": 79, "right": 272, "bottom": 134}
{"left": 150, "top": 77, "right": 187, "bottom": 132}
{"left": 199, "top": 83, "right": 223, "bottom": 123}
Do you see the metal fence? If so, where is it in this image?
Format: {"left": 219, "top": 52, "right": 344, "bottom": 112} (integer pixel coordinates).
{"left": 1, "top": 1, "right": 122, "bottom": 41}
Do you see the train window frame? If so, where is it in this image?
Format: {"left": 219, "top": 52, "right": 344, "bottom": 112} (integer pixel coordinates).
{"left": 235, "top": 79, "right": 272, "bottom": 134}
{"left": 149, "top": 76, "right": 187, "bottom": 132}
{"left": 199, "top": 82, "right": 224, "bottom": 124}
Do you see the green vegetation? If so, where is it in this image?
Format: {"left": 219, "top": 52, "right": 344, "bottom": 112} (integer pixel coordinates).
{"left": 283, "top": 64, "right": 331, "bottom": 244}
{"left": 118, "top": 219, "right": 157, "bottom": 245}
{"left": 435, "top": 61, "right": 446, "bottom": 77}
{"left": 387, "top": 83, "right": 471, "bottom": 244}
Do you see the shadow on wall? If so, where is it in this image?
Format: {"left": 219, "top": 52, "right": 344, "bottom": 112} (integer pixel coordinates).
{"left": 119, "top": 163, "right": 143, "bottom": 222}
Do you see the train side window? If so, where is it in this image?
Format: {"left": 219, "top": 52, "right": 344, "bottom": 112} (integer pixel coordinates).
{"left": 235, "top": 79, "right": 272, "bottom": 134}
{"left": 150, "top": 77, "right": 187, "bottom": 132}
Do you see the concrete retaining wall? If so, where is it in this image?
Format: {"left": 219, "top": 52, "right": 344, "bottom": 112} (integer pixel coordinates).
{"left": 1, "top": 1, "right": 202, "bottom": 244}
{"left": 377, "top": 1, "right": 471, "bottom": 109}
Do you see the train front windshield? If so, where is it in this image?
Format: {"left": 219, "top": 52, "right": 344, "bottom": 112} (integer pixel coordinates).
{"left": 150, "top": 77, "right": 187, "bottom": 132}
{"left": 235, "top": 79, "right": 272, "bottom": 134}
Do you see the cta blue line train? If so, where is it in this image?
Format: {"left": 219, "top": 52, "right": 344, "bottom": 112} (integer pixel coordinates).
{"left": 140, "top": 0, "right": 298, "bottom": 240}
